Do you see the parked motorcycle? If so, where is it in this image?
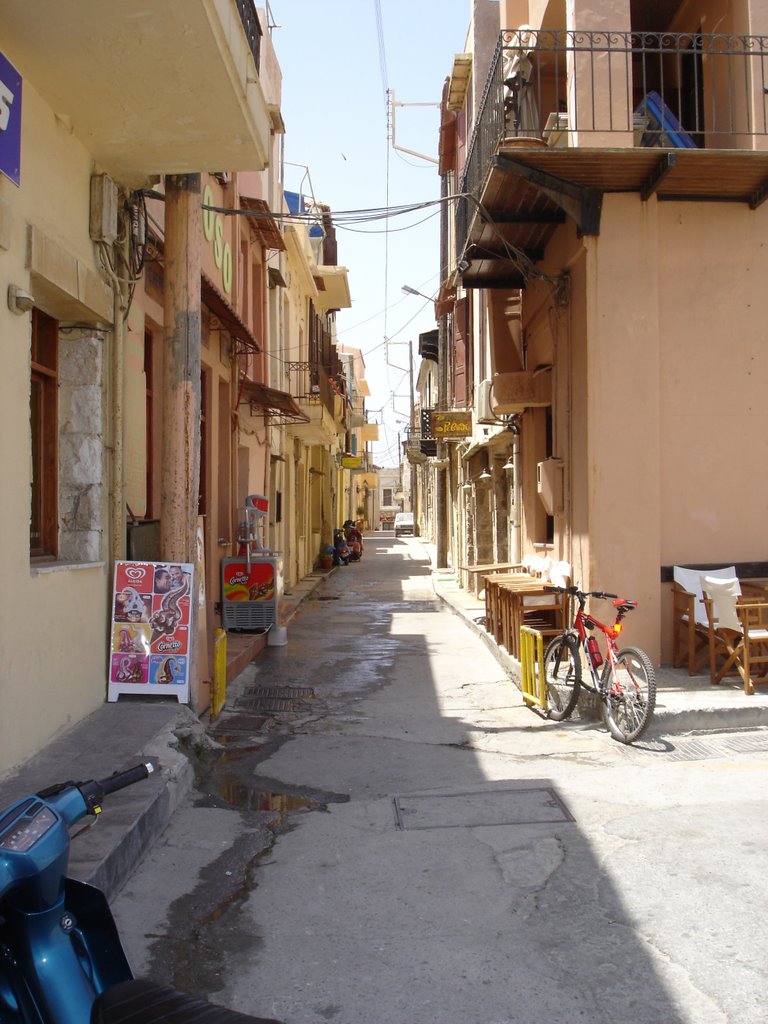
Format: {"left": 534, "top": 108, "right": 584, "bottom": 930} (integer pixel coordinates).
{"left": 342, "top": 520, "right": 363, "bottom": 562}
{"left": 0, "top": 763, "right": 279, "bottom": 1024}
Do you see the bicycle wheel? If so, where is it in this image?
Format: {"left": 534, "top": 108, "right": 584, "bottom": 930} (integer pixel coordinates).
{"left": 600, "top": 646, "right": 657, "bottom": 744}
{"left": 543, "top": 634, "right": 582, "bottom": 720}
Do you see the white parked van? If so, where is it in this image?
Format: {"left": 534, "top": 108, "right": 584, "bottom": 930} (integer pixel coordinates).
{"left": 394, "top": 512, "right": 415, "bottom": 537}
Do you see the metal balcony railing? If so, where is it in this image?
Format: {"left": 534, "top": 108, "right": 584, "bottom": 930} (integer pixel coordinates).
{"left": 288, "top": 361, "right": 346, "bottom": 420}
{"left": 235, "top": 0, "right": 262, "bottom": 72}
{"left": 457, "top": 28, "right": 768, "bottom": 250}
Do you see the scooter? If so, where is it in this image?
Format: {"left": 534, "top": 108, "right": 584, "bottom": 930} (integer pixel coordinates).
{"left": 0, "top": 763, "right": 279, "bottom": 1024}
{"left": 342, "top": 521, "right": 363, "bottom": 562}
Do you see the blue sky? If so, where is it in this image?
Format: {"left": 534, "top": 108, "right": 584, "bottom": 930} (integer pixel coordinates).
{"left": 270, "top": 0, "right": 472, "bottom": 466}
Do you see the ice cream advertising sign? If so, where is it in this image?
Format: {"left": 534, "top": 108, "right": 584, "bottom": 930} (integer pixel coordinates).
{"left": 108, "top": 561, "right": 193, "bottom": 703}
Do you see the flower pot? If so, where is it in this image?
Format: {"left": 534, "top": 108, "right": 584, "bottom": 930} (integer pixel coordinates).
{"left": 319, "top": 555, "right": 334, "bottom": 572}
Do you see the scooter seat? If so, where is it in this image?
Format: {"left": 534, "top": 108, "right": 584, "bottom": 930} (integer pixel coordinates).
{"left": 91, "top": 978, "right": 282, "bottom": 1024}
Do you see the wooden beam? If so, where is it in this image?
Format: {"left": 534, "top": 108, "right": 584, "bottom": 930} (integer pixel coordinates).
{"left": 640, "top": 152, "right": 677, "bottom": 201}
{"left": 491, "top": 210, "right": 567, "bottom": 226}
{"left": 749, "top": 178, "right": 768, "bottom": 210}
{"left": 492, "top": 154, "right": 603, "bottom": 235}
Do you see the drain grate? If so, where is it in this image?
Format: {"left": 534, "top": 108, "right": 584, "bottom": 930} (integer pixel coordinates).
{"left": 666, "top": 730, "right": 768, "bottom": 762}
{"left": 393, "top": 786, "right": 574, "bottom": 831}
{"left": 237, "top": 685, "right": 315, "bottom": 713}
{"left": 242, "top": 686, "right": 315, "bottom": 699}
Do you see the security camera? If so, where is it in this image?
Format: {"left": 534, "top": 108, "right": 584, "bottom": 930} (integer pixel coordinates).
{"left": 8, "top": 285, "right": 35, "bottom": 314}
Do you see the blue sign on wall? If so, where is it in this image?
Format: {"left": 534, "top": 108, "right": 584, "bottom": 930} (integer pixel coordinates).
{"left": 0, "top": 51, "right": 22, "bottom": 186}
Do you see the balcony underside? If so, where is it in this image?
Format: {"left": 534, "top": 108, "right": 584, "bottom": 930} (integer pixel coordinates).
{"left": 1, "top": 0, "right": 271, "bottom": 187}
{"left": 461, "top": 144, "right": 768, "bottom": 289}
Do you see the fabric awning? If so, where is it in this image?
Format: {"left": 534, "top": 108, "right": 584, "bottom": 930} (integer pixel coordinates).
{"left": 239, "top": 380, "right": 309, "bottom": 424}
{"left": 239, "top": 196, "right": 286, "bottom": 251}
{"left": 202, "top": 273, "right": 260, "bottom": 352}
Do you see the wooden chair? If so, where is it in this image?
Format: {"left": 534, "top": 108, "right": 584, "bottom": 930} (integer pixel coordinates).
{"left": 521, "top": 560, "right": 570, "bottom": 642}
{"left": 672, "top": 565, "right": 735, "bottom": 674}
{"left": 701, "top": 575, "right": 768, "bottom": 695}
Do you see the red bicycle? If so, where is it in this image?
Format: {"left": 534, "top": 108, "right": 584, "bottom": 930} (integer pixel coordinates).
{"left": 543, "top": 585, "right": 657, "bottom": 744}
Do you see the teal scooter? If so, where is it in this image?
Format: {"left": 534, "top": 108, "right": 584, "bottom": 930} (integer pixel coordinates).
{"left": 0, "top": 765, "right": 279, "bottom": 1024}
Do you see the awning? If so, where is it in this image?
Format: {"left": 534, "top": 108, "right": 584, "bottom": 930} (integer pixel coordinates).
{"left": 202, "top": 273, "right": 260, "bottom": 353}
{"left": 239, "top": 380, "right": 309, "bottom": 424}
{"left": 239, "top": 196, "right": 286, "bottom": 251}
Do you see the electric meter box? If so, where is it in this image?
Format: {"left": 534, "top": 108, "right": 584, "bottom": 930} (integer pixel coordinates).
{"left": 537, "top": 458, "right": 564, "bottom": 515}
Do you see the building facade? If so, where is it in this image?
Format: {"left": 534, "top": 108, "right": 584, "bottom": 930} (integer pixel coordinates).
{"left": 427, "top": 0, "right": 768, "bottom": 664}
{"left": 0, "top": 2, "right": 367, "bottom": 777}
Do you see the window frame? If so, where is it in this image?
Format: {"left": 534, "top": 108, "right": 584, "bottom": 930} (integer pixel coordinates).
{"left": 30, "top": 309, "right": 58, "bottom": 560}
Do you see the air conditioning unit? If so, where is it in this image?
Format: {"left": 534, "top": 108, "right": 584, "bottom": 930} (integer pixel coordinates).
{"left": 476, "top": 379, "right": 499, "bottom": 424}
{"left": 537, "top": 458, "right": 564, "bottom": 515}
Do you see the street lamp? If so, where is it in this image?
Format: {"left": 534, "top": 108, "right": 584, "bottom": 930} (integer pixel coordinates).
{"left": 401, "top": 285, "right": 434, "bottom": 301}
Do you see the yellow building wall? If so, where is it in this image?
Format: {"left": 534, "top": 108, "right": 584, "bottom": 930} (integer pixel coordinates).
{"left": 0, "top": 79, "right": 115, "bottom": 775}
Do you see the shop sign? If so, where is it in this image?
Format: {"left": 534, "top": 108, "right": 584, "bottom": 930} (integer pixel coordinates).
{"left": 432, "top": 411, "right": 472, "bottom": 438}
{"left": 341, "top": 455, "right": 362, "bottom": 468}
{"left": 202, "top": 182, "right": 233, "bottom": 294}
{"left": 0, "top": 52, "right": 22, "bottom": 186}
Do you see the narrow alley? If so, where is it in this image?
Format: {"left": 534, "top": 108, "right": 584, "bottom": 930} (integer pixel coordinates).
{"left": 113, "top": 535, "right": 768, "bottom": 1024}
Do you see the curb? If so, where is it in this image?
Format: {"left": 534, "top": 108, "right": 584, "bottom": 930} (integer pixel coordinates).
{"left": 430, "top": 572, "right": 768, "bottom": 737}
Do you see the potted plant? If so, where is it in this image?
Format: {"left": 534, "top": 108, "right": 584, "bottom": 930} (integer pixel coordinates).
{"left": 318, "top": 544, "right": 334, "bottom": 572}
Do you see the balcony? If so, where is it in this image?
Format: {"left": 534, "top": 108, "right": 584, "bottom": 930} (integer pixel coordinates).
{"left": 457, "top": 29, "right": 768, "bottom": 288}
{"left": 0, "top": 0, "right": 272, "bottom": 187}
{"left": 287, "top": 362, "right": 347, "bottom": 444}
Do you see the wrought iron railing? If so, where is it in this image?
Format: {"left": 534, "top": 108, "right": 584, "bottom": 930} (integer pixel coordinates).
{"left": 235, "top": 0, "right": 262, "bottom": 72}
{"left": 288, "top": 361, "right": 344, "bottom": 420}
{"left": 456, "top": 29, "right": 768, "bottom": 251}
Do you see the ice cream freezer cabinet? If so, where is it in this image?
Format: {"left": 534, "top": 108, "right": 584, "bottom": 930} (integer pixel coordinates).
{"left": 221, "top": 556, "right": 282, "bottom": 630}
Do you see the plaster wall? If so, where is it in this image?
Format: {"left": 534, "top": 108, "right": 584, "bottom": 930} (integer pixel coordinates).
{"left": 582, "top": 194, "right": 662, "bottom": 661}
{"left": 0, "top": 80, "right": 115, "bottom": 776}
{"left": 566, "top": 192, "right": 768, "bottom": 664}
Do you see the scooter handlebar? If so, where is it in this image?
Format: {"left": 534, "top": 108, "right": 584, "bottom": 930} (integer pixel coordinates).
{"left": 98, "top": 762, "right": 154, "bottom": 796}
{"left": 75, "top": 762, "right": 155, "bottom": 816}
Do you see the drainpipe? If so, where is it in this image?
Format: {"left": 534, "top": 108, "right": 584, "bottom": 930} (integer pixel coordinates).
{"left": 110, "top": 283, "right": 126, "bottom": 563}
{"left": 97, "top": 232, "right": 128, "bottom": 564}
{"left": 511, "top": 427, "right": 522, "bottom": 563}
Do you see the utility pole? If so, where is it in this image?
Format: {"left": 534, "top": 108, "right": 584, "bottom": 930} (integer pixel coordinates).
{"left": 161, "top": 173, "right": 202, "bottom": 562}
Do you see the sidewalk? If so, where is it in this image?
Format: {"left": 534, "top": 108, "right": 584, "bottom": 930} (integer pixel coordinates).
{"left": 421, "top": 544, "right": 768, "bottom": 734}
{"left": 3, "top": 545, "right": 767, "bottom": 907}
{"left": 0, "top": 567, "right": 333, "bottom": 900}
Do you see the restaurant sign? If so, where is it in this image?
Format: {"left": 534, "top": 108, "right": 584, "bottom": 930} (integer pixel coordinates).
{"left": 0, "top": 51, "right": 22, "bottom": 186}
{"left": 431, "top": 411, "right": 472, "bottom": 438}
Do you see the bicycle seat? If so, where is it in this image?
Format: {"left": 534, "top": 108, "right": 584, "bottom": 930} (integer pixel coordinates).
{"left": 613, "top": 598, "right": 637, "bottom": 613}
{"left": 91, "top": 979, "right": 282, "bottom": 1024}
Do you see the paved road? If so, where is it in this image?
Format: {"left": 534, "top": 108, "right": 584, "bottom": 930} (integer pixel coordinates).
{"left": 113, "top": 535, "right": 768, "bottom": 1024}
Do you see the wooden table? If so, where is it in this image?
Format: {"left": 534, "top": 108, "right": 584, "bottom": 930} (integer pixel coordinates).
{"left": 484, "top": 575, "right": 567, "bottom": 659}
{"left": 483, "top": 572, "right": 534, "bottom": 640}
{"left": 460, "top": 562, "right": 527, "bottom": 597}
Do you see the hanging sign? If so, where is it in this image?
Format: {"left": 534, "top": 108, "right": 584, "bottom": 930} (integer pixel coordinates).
{"left": 431, "top": 411, "right": 472, "bottom": 438}
{"left": 0, "top": 51, "right": 22, "bottom": 186}
{"left": 108, "top": 560, "right": 194, "bottom": 703}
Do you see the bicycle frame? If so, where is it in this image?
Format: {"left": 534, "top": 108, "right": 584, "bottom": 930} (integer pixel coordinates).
{"left": 569, "top": 594, "right": 632, "bottom": 696}
{"left": 543, "top": 585, "right": 657, "bottom": 743}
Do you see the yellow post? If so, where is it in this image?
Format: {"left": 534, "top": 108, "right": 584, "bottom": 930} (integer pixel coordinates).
{"left": 520, "top": 626, "right": 547, "bottom": 709}
{"left": 211, "top": 628, "right": 227, "bottom": 718}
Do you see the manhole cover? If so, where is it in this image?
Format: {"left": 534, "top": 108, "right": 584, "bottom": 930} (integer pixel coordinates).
{"left": 393, "top": 787, "right": 574, "bottom": 831}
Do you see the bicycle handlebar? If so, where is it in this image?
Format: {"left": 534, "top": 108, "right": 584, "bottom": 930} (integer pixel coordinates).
{"left": 543, "top": 585, "right": 623, "bottom": 603}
